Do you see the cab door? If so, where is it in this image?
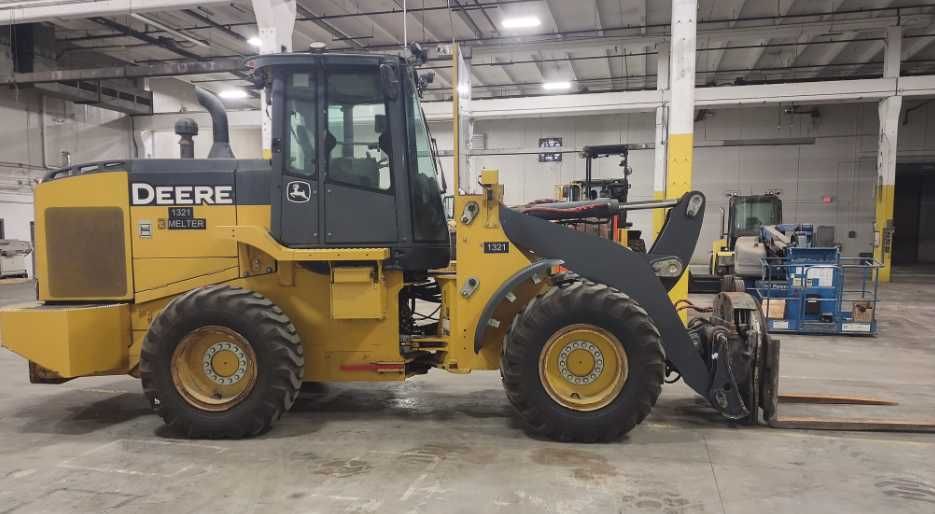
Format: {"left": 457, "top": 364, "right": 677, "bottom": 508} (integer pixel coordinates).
{"left": 272, "top": 67, "right": 321, "bottom": 246}
{"left": 321, "top": 64, "right": 399, "bottom": 245}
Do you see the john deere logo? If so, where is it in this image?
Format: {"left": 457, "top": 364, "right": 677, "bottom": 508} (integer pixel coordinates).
{"left": 131, "top": 183, "right": 233, "bottom": 206}
{"left": 286, "top": 181, "right": 312, "bottom": 203}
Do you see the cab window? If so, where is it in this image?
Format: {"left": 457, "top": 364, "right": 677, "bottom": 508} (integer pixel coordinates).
{"left": 325, "top": 70, "right": 391, "bottom": 191}
{"left": 285, "top": 72, "right": 317, "bottom": 177}
{"left": 407, "top": 76, "right": 448, "bottom": 242}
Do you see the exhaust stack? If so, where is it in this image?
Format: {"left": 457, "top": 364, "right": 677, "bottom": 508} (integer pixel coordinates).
{"left": 194, "top": 87, "right": 236, "bottom": 159}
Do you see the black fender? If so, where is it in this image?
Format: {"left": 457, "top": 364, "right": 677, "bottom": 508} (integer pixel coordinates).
{"left": 473, "top": 258, "right": 563, "bottom": 353}
{"left": 499, "top": 191, "right": 747, "bottom": 418}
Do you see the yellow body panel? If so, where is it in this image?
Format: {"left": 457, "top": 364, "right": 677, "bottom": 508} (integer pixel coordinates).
{"left": 0, "top": 302, "right": 131, "bottom": 377}
{"left": 134, "top": 267, "right": 241, "bottom": 304}
{"left": 131, "top": 205, "right": 237, "bottom": 258}
{"left": 236, "top": 268, "right": 406, "bottom": 382}
{"left": 133, "top": 257, "right": 239, "bottom": 292}
{"left": 237, "top": 204, "right": 272, "bottom": 228}
{"left": 34, "top": 171, "right": 135, "bottom": 301}
{"left": 217, "top": 225, "right": 390, "bottom": 262}
{"left": 443, "top": 172, "right": 540, "bottom": 371}
{"left": 331, "top": 266, "right": 386, "bottom": 320}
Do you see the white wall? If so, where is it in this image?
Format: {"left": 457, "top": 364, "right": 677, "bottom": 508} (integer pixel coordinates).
{"left": 0, "top": 88, "right": 133, "bottom": 277}
{"left": 144, "top": 77, "right": 262, "bottom": 159}
{"left": 150, "top": 127, "right": 262, "bottom": 160}
{"left": 429, "top": 102, "right": 893, "bottom": 263}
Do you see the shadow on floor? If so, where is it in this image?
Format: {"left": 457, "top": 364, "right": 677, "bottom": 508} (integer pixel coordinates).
{"left": 14, "top": 391, "right": 151, "bottom": 436}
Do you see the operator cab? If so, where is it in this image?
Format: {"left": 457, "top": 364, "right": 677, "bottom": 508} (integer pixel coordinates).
{"left": 252, "top": 52, "right": 450, "bottom": 270}
{"left": 727, "top": 193, "right": 782, "bottom": 246}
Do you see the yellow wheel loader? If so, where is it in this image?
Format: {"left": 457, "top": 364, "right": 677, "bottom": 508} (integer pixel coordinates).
{"left": 0, "top": 51, "right": 781, "bottom": 441}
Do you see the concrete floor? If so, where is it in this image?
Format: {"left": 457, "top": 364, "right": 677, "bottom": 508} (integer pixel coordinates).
{"left": 0, "top": 279, "right": 934, "bottom": 513}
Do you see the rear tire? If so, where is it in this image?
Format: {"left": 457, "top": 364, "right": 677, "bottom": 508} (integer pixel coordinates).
{"left": 140, "top": 284, "right": 304, "bottom": 438}
{"left": 501, "top": 278, "right": 664, "bottom": 442}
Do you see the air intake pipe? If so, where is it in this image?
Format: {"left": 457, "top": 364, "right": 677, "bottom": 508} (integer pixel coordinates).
{"left": 194, "top": 86, "right": 236, "bottom": 159}
{"left": 174, "top": 118, "right": 198, "bottom": 159}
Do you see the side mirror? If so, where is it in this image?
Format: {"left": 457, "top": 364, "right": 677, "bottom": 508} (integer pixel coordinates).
{"left": 418, "top": 71, "right": 435, "bottom": 92}
{"left": 374, "top": 114, "right": 387, "bottom": 134}
{"left": 380, "top": 63, "right": 400, "bottom": 100}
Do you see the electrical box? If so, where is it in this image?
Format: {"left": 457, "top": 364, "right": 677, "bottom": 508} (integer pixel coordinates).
{"left": 330, "top": 266, "right": 385, "bottom": 320}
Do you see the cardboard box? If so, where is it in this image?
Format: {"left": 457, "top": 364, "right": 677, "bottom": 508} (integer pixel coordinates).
{"left": 852, "top": 301, "right": 874, "bottom": 322}
{"left": 761, "top": 299, "right": 786, "bottom": 320}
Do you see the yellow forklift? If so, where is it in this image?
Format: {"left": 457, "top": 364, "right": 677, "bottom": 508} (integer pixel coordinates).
{"left": 553, "top": 144, "right": 647, "bottom": 252}
{"left": 3, "top": 48, "right": 924, "bottom": 440}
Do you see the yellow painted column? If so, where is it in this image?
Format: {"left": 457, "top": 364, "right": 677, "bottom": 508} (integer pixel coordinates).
{"left": 666, "top": 133, "right": 694, "bottom": 311}
{"left": 875, "top": 96, "right": 901, "bottom": 282}
{"left": 665, "top": 0, "right": 697, "bottom": 314}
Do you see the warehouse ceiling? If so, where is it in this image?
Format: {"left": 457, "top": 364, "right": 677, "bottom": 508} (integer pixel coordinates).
{"left": 17, "top": 0, "right": 935, "bottom": 102}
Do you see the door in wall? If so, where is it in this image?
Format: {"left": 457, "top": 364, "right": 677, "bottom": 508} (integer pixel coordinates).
{"left": 893, "top": 170, "right": 921, "bottom": 266}
{"left": 919, "top": 174, "right": 935, "bottom": 263}
{"left": 893, "top": 165, "right": 935, "bottom": 266}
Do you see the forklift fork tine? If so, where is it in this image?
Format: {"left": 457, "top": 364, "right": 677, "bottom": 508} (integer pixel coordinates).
{"left": 768, "top": 415, "right": 935, "bottom": 433}
{"left": 777, "top": 393, "right": 898, "bottom": 406}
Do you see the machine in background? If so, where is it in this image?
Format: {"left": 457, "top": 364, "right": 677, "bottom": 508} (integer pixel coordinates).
{"left": 690, "top": 192, "right": 782, "bottom": 292}
{"left": 725, "top": 224, "right": 881, "bottom": 336}
{"left": 0, "top": 240, "right": 31, "bottom": 279}
{"left": 553, "top": 144, "right": 646, "bottom": 252}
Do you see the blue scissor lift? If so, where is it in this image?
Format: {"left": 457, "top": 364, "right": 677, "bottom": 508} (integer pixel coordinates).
{"left": 754, "top": 247, "right": 880, "bottom": 336}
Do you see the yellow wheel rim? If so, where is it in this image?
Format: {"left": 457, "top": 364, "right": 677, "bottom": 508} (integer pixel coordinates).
{"left": 538, "top": 324, "right": 628, "bottom": 412}
{"left": 171, "top": 326, "right": 257, "bottom": 412}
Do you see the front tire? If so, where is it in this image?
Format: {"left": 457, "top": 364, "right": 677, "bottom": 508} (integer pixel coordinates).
{"left": 501, "top": 278, "right": 665, "bottom": 442}
{"left": 140, "top": 285, "right": 304, "bottom": 438}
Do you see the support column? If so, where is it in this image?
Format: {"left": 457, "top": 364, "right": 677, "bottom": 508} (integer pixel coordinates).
{"left": 666, "top": 0, "right": 697, "bottom": 311}
{"left": 252, "top": 0, "right": 296, "bottom": 160}
{"left": 876, "top": 96, "right": 901, "bottom": 282}
{"left": 884, "top": 26, "right": 902, "bottom": 79}
{"left": 875, "top": 25, "right": 902, "bottom": 282}
{"left": 652, "top": 42, "right": 670, "bottom": 236}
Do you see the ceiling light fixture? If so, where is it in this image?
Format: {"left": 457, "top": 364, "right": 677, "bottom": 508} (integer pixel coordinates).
{"left": 219, "top": 89, "right": 249, "bottom": 100}
{"left": 542, "top": 81, "right": 572, "bottom": 91}
{"left": 130, "top": 13, "right": 209, "bottom": 48}
{"left": 501, "top": 16, "right": 541, "bottom": 29}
